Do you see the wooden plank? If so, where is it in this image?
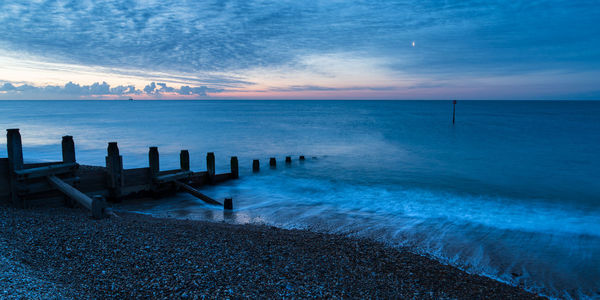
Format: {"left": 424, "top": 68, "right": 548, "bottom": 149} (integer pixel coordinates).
{"left": 15, "top": 162, "right": 78, "bottom": 179}
{"left": 121, "top": 184, "right": 151, "bottom": 195}
{"left": 175, "top": 181, "right": 221, "bottom": 206}
{"left": 188, "top": 172, "right": 209, "bottom": 187}
{"left": 155, "top": 170, "right": 193, "bottom": 183}
{"left": 47, "top": 175, "right": 93, "bottom": 209}
{"left": 159, "top": 169, "right": 186, "bottom": 176}
{"left": 77, "top": 171, "right": 108, "bottom": 193}
{"left": 24, "top": 162, "right": 64, "bottom": 169}
{"left": 123, "top": 168, "right": 150, "bottom": 186}
{"left": 47, "top": 175, "right": 106, "bottom": 219}
{"left": 16, "top": 176, "right": 79, "bottom": 194}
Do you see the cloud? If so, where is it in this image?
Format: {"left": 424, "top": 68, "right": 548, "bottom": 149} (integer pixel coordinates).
{"left": 0, "top": 1, "right": 599, "bottom": 99}
{"left": 1, "top": 83, "right": 16, "bottom": 91}
{"left": 0, "top": 81, "right": 222, "bottom": 99}
{"left": 143, "top": 82, "right": 157, "bottom": 94}
{"left": 178, "top": 85, "right": 223, "bottom": 96}
{"left": 0, "top": 0, "right": 598, "bottom": 77}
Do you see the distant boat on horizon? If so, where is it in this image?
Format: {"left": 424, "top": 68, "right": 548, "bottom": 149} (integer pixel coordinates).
{"left": 128, "top": 97, "right": 134, "bottom": 101}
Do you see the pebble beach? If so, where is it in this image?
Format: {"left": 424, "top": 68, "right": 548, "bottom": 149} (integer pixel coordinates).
{"left": 0, "top": 203, "right": 544, "bottom": 299}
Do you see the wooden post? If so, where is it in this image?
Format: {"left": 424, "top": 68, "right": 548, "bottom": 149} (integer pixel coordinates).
{"left": 91, "top": 195, "right": 107, "bottom": 220}
{"left": 61, "top": 136, "right": 76, "bottom": 163}
{"left": 106, "top": 142, "right": 123, "bottom": 200}
{"left": 61, "top": 135, "right": 77, "bottom": 206}
{"left": 149, "top": 147, "right": 159, "bottom": 177}
{"left": 6, "top": 129, "right": 24, "bottom": 207}
{"left": 206, "top": 152, "right": 215, "bottom": 180}
{"left": 224, "top": 197, "right": 233, "bottom": 210}
{"left": 269, "top": 157, "right": 276, "bottom": 168}
{"left": 252, "top": 159, "right": 260, "bottom": 172}
{"left": 230, "top": 156, "right": 239, "bottom": 179}
{"left": 285, "top": 156, "right": 292, "bottom": 164}
{"left": 299, "top": 155, "right": 305, "bottom": 161}
{"left": 180, "top": 150, "right": 190, "bottom": 171}
{"left": 453, "top": 100, "right": 457, "bottom": 124}
{"left": 6, "top": 129, "right": 24, "bottom": 171}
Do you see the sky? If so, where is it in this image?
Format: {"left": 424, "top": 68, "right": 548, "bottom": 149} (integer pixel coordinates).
{"left": 0, "top": 0, "right": 599, "bottom": 100}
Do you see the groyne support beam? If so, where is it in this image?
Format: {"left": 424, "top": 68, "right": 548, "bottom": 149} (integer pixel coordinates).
{"left": 175, "top": 181, "right": 222, "bottom": 206}
{"left": 47, "top": 175, "right": 106, "bottom": 219}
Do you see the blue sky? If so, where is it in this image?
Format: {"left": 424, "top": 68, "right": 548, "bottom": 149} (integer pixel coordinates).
{"left": 0, "top": 0, "right": 599, "bottom": 99}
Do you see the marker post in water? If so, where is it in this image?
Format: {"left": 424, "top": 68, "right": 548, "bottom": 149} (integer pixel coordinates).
{"left": 452, "top": 100, "right": 457, "bottom": 124}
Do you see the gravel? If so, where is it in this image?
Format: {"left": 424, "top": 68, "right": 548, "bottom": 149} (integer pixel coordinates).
{"left": 0, "top": 203, "right": 544, "bottom": 299}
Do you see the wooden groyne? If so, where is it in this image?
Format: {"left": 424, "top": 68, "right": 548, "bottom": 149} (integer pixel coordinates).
{"left": 0, "top": 129, "right": 240, "bottom": 218}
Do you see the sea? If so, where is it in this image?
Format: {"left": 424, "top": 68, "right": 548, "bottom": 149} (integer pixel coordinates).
{"left": 0, "top": 100, "right": 598, "bottom": 298}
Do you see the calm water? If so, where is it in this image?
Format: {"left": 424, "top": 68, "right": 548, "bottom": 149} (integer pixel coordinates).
{"left": 1, "top": 100, "right": 598, "bottom": 298}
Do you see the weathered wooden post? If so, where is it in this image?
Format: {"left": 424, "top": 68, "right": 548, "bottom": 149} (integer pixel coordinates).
{"left": 206, "top": 152, "right": 215, "bottom": 182}
{"left": 6, "top": 129, "right": 24, "bottom": 207}
{"left": 230, "top": 156, "right": 239, "bottom": 179}
{"left": 149, "top": 147, "right": 159, "bottom": 177}
{"left": 224, "top": 197, "right": 233, "bottom": 210}
{"left": 6, "top": 129, "right": 23, "bottom": 170}
{"left": 61, "top": 135, "right": 77, "bottom": 206}
{"left": 285, "top": 156, "right": 292, "bottom": 164}
{"left": 106, "top": 142, "right": 123, "bottom": 200}
{"left": 252, "top": 159, "right": 260, "bottom": 172}
{"left": 61, "top": 136, "right": 76, "bottom": 163}
{"left": 91, "top": 195, "right": 106, "bottom": 219}
{"left": 299, "top": 155, "right": 305, "bottom": 161}
{"left": 180, "top": 150, "right": 190, "bottom": 171}
{"left": 269, "top": 157, "right": 276, "bottom": 168}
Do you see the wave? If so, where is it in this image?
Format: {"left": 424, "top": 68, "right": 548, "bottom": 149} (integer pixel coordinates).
{"left": 125, "top": 174, "right": 600, "bottom": 298}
